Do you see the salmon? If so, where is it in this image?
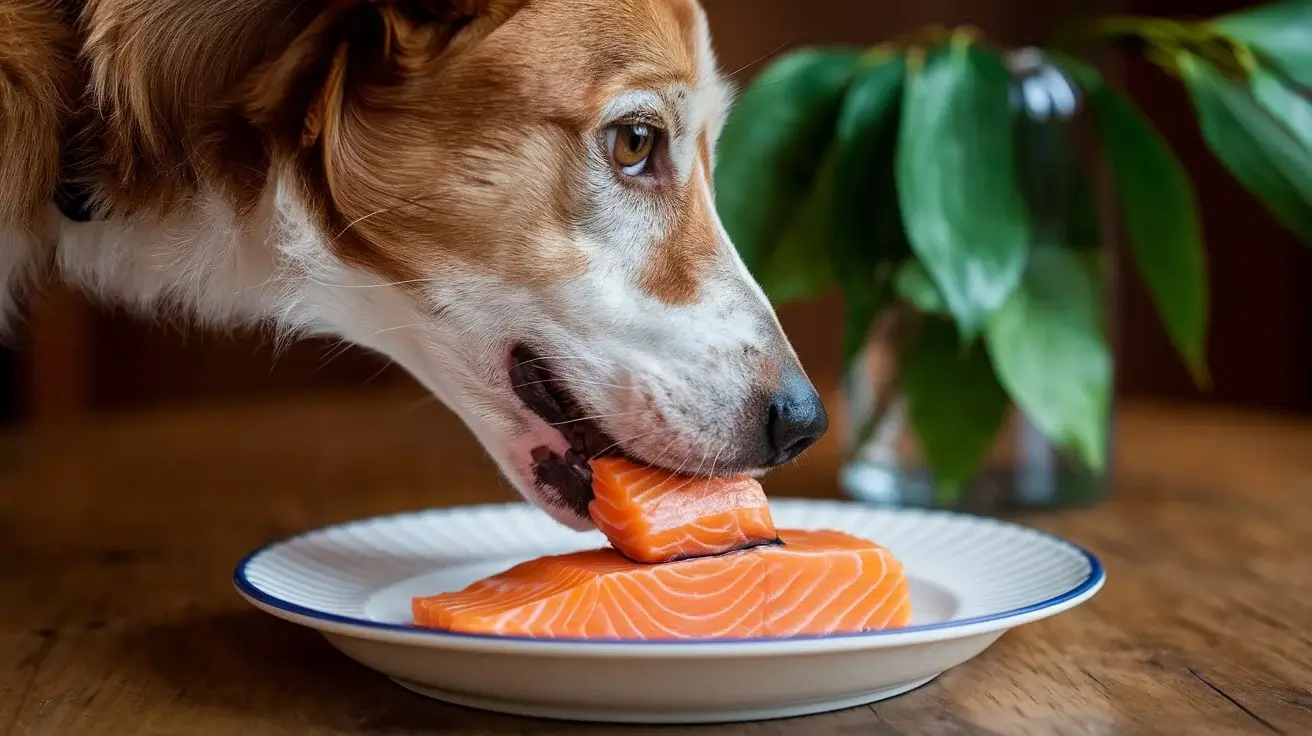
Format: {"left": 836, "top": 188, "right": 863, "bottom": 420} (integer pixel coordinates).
{"left": 588, "top": 457, "right": 780, "bottom": 564}
{"left": 411, "top": 528, "right": 912, "bottom": 639}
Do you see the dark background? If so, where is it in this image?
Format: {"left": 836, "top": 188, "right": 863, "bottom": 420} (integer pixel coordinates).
{"left": 3, "top": 0, "right": 1307, "bottom": 424}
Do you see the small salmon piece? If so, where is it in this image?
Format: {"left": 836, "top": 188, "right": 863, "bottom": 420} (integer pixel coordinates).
{"left": 411, "top": 529, "right": 912, "bottom": 640}
{"left": 588, "top": 457, "right": 780, "bottom": 563}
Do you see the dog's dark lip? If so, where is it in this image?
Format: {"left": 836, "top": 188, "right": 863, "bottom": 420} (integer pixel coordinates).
{"left": 509, "top": 345, "right": 767, "bottom": 519}
{"left": 509, "top": 344, "right": 624, "bottom": 519}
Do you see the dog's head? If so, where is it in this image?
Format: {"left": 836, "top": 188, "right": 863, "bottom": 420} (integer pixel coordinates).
{"left": 242, "top": 0, "right": 827, "bottom": 528}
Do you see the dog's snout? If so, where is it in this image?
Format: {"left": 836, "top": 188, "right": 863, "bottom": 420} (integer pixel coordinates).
{"left": 765, "top": 368, "right": 828, "bottom": 466}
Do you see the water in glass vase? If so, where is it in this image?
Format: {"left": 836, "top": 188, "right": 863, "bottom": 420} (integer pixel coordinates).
{"left": 839, "top": 315, "right": 1112, "bottom": 513}
{"left": 839, "top": 49, "right": 1114, "bottom": 513}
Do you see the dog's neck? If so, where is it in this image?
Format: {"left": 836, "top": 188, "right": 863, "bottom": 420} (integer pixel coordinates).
{"left": 56, "top": 186, "right": 285, "bottom": 326}
{"left": 52, "top": 178, "right": 427, "bottom": 352}
{"left": 25, "top": 0, "right": 409, "bottom": 342}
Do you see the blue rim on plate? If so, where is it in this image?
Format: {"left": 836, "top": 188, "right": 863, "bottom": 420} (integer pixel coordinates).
{"left": 233, "top": 503, "right": 1106, "bottom": 647}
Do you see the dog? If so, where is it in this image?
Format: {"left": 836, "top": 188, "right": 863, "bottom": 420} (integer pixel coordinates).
{"left": 0, "top": 0, "right": 828, "bottom": 530}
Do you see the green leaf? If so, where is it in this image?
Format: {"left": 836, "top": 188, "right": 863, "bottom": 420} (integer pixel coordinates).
{"left": 902, "top": 317, "right": 1010, "bottom": 499}
{"left": 1250, "top": 65, "right": 1312, "bottom": 152}
{"left": 1067, "top": 167, "right": 1103, "bottom": 251}
{"left": 985, "top": 247, "right": 1112, "bottom": 472}
{"left": 1049, "top": 52, "right": 1103, "bottom": 95}
{"left": 896, "top": 42, "right": 1031, "bottom": 339}
{"left": 757, "top": 154, "right": 841, "bottom": 304}
{"left": 714, "top": 48, "right": 864, "bottom": 277}
{"left": 827, "top": 56, "right": 910, "bottom": 367}
{"left": 1082, "top": 70, "right": 1211, "bottom": 385}
{"left": 761, "top": 56, "right": 909, "bottom": 310}
{"left": 1215, "top": 0, "right": 1312, "bottom": 90}
{"left": 1180, "top": 52, "right": 1312, "bottom": 242}
{"left": 893, "top": 259, "right": 948, "bottom": 315}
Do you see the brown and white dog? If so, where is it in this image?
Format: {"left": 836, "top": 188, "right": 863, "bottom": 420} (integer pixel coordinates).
{"left": 0, "top": 0, "right": 827, "bottom": 529}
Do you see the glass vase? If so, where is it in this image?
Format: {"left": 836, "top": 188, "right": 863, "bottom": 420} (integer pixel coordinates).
{"left": 838, "top": 48, "right": 1114, "bottom": 513}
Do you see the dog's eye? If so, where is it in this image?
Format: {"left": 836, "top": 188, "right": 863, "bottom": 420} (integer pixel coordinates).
{"left": 608, "top": 123, "right": 658, "bottom": 177}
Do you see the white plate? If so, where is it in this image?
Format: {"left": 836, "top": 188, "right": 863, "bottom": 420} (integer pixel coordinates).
{"left": 235, "top": 500, "right": 1104, "bottom": 724}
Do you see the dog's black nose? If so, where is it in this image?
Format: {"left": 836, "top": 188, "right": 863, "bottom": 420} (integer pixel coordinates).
{"left": 766, "top": 368, "right": 829, "bottom": 465}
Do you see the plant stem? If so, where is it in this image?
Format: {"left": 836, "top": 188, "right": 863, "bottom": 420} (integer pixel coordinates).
{"left": 880, "top": 23, "right": 993, "bottom": 58}
{"left": 887, "top": 25, "right": 953, "bottom": 51}
{"left": 844, "top": 304, "right": 919, "bottom": 462}
{"left": 1056, "top": 13, "right": 1248, "bottom": 81}
{"left": 1081, "top": 15, "right": 1209, "bottom": 46}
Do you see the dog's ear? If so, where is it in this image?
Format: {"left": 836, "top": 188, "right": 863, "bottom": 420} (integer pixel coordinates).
{"left": 232, "top": 0, "right": 527, "bottom": 264}
{"left": 240, "top": 0, "right": 517, "bottom": 157}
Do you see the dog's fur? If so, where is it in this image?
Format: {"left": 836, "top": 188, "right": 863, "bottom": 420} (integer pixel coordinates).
{"left": 0, "top": 0, "right": 819, "bottom": 528}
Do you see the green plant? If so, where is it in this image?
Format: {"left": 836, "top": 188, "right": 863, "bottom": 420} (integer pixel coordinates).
{"left": 714, "top": 1, "right": 1312, "bottom": 502}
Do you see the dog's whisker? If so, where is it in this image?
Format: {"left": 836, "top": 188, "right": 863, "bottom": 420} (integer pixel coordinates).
{"left": 306, "top": 276, "right": 443, "bottom": 290}
{"left": 512, "top": 355, "right": 613, "bottom": 368}
{"left": 546, "top": 411, "right": 644, "bottom": 427}
{"left": 645, "top": 448, "right": 699, "bottom": 495}
{"left": 329, "top": 192, "right": 444, "bottom": 245}
{"left": 589, "top": 428, "right": 665, "bottom": 460}
{"left": 330, "top": 206, "right": 394, "bottom": 245}
{"left": 664, "top": 464, "right": 705, "bottom": 495}
{"left": 707, "top": 442, "right": 727, "bottom": 480}
{"left": 401, "top": 394, "right": 443, "bottom": 413}
{"left": 357, "top": 181, "right": 444, "bottom": 215}
{"left": 361, "top": 359, "right": 396, "bottom": 385}
{"left": 370, "top": 322, "right": 433, "bottom": 336}
{"left": 511, "top": 377, "right": 630, "bottom": 391}
{"left": 639, "top": 435, "right": 683, "bottom": 480}
{"left": 723, "top": 41, "right": 790, "bottom": 81}
{"left": 677, "top": 445, "right": 715, "bottom": 489}
{"left": 319, "top": 339, "right": 357, "bottom": 368}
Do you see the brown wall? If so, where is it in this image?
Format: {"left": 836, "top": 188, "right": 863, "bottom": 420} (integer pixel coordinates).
{"left": 8, "top": 0, "right": 1309, "bottom": 422}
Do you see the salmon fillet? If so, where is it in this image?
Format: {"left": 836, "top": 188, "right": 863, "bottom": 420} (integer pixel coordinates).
{"left": 588, "top": 457, "right": 780, "bottom": 563}
{"left": 411, "top": 528, "right": 912, "bottom": 639}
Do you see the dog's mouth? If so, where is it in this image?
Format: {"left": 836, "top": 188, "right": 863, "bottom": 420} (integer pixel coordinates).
{"left": 509, "top": 344, "right": 625, "bottom": 519}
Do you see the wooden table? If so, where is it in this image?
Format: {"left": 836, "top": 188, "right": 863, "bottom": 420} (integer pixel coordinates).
{"left": 1, "top": 389, "right": 1309, "bottom": 735}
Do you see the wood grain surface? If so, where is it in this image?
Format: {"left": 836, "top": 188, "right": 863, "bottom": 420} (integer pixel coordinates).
{"left": 0, "top": 388, "right": 1308, "bottom": 735}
